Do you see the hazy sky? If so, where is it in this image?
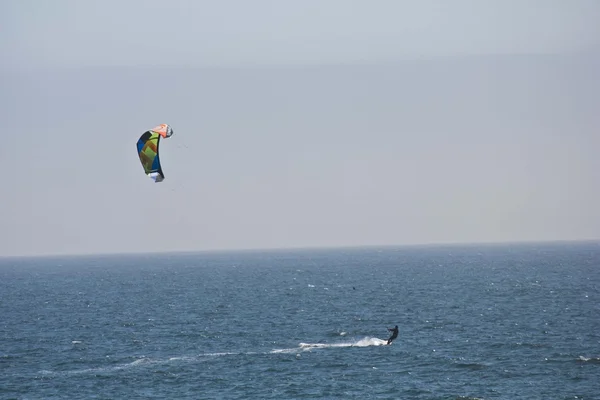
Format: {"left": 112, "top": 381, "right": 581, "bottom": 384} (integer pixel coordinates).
{"left": 2, "top": 0, "right": 599, "bottom": 256}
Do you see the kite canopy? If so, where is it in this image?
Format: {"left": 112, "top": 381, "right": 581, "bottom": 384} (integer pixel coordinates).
{"left": 136, "top": 124, "right": 173, "bottom": 183}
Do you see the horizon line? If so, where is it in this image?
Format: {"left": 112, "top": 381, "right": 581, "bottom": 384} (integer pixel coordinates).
{"left": 1, "top": 238, "right": 598, "bottom": 260}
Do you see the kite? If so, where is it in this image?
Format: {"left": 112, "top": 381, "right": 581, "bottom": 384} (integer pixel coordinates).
{"left": 136, "top": 123, "right": 173, "bottom": 183}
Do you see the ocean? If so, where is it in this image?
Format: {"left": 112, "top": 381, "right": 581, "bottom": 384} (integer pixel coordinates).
{"left": 1, "top": 242, "right": 599, "bottom": 399}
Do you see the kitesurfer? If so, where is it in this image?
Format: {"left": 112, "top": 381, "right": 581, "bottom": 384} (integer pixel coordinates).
{"left": 387, "top": 325, "right": 399, "bottom": 345}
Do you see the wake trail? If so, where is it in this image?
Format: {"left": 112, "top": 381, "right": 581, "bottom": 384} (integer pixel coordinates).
{"left": 272, "top": 337, "right": 390, "bottom": 353}
{"left": 37, "top": 337, "right": 391, "bottom": 376}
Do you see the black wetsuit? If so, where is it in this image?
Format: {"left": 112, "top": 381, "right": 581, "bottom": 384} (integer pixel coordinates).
{"left": 387, "top": 325, "right": 399, "bottom": 344}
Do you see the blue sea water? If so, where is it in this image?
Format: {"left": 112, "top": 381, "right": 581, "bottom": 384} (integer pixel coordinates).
{"left": 1, "top": 242, "right": 599, "bottom": 399}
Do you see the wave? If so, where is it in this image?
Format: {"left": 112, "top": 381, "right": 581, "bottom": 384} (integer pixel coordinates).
{"left": 577, "top": 356, "right": 600, "bottom": 363}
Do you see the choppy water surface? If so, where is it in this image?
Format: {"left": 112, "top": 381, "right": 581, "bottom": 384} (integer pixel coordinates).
{"left": 1, "top": 242, "right": 599, "bottom": 399}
